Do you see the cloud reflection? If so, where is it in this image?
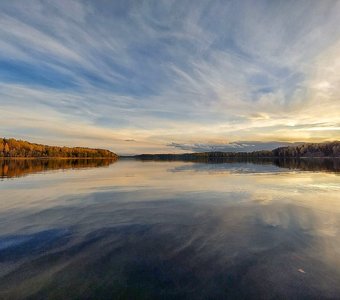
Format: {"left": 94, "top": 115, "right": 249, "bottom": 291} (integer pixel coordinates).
{"left": 1, "top": 160, "right": 340, "bottom": 298}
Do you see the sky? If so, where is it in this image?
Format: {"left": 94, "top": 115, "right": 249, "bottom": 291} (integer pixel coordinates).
{"left": 0, "top": 0, "right": 340, "bottom": 155}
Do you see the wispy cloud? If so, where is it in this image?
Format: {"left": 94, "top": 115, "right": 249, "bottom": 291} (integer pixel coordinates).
{"left": 168, "top": 141, "right": 302, "bottom": 153}
{"left": 0, "top": 0, "right": 340, "bottom": 154}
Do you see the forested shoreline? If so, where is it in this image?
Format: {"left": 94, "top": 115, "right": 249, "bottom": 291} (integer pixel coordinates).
{"left": 2, "top": 138, "right": 340, "bottom": 159}
{"left": 133, "top": 141, "right": 340, "bottom": 160}
{"left": 0, "top": 138, "right": 118, "bottom": 158}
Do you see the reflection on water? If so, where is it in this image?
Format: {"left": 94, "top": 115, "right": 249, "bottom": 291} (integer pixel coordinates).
{"left": 1, "top": 157, "right": 340, "bottom": 179}
{"left": 274, "top": 158, "right": 340, "bottom": 173}
{"left": 137, "top": 157, "right": 340, "bottom": 173}
{"left": 1, "top": 159, "right": 340, "bottom": 299}
{"left": 0, "top": 158, "right": 117, "bottom": 179}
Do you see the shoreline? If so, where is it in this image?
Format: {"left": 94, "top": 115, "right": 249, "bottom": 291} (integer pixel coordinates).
{"left": 0, "top": 157, "right": 119, "bottom": 160}
{"left": 1, "top": 156, "right": 340, "bottom": 160}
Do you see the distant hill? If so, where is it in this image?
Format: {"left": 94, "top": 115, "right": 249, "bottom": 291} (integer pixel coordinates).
{"left": 0, "top": 138, "right": 118, "bottom": 159}
{"left": 132, "top": 141, "right": 340, "bottom": 161}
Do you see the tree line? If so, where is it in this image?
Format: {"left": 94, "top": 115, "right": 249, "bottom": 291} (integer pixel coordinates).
{"left": 273, "top": 142, "right": 340, "bottom": 157}
{"left": 134, "top": 141, "right": 340, "bottom": 161}
{"left": 0, "top": 138, "right": 118, "bottom": 158}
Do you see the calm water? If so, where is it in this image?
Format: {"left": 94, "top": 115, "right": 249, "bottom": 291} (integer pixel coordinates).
{"left": 1, "top": 158, "right": 340, "bottom": 299}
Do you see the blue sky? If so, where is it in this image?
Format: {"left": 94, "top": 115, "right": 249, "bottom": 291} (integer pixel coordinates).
{"left": 1, "top": 0, "right": 340, "bottom": 154}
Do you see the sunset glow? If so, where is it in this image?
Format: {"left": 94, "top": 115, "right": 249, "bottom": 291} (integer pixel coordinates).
{"left": 1, "top": 1, "right": 339, "bottom": 154}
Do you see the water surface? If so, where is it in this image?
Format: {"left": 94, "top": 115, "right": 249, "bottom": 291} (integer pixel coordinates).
{"left": 1, "top": 159, "right": 340, "bottom": 299}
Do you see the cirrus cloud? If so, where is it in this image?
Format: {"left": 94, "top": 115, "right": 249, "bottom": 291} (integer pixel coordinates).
{"left": 0, "top": 0, "right": 340, "bottom": 154}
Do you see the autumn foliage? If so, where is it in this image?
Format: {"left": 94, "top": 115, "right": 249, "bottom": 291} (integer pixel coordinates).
{"left": 0, "top": 138, "right": 118, "bottom": 158}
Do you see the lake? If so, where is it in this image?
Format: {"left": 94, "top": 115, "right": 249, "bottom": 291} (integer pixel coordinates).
{"left": 1, "top": 158, "right": 340, "bottom": 299}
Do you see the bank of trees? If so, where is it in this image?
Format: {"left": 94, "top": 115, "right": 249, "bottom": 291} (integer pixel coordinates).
{"left": 0, "top": 138, "right": 118, "bottom": 158}
{"left": 135, "top": 141, "right": 340, "bottom": 161}
{"left": 136, "top": 150, "right": 273, "bottom": 162}
{"left": 273, "top": 142, "right": 340, "bottom": 158}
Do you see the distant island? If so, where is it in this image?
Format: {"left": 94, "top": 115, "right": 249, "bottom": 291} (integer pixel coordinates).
{"left": 131, "top": 141, "right": 340, "bottom": 161}
{"left": 0, "top": 138, "right": 118, "bottom": 159}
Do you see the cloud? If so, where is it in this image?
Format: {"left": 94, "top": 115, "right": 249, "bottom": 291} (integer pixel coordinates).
{"left": 167, "top": 141, "right": 302, "bottom": 153}
{"left": 0, "top": 0, "right": 340, "bottom": 153}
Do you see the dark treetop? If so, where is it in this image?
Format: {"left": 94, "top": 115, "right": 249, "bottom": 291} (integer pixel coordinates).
{"left": 131, "top": 141, "right": 340, "bottom": 161}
